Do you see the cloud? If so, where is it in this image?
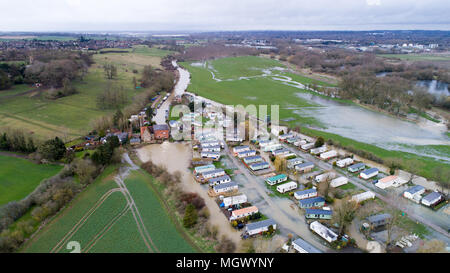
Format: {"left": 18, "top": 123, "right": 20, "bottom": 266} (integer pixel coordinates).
{"left": 366, "top": 0, "right": 381, "bottom": 6}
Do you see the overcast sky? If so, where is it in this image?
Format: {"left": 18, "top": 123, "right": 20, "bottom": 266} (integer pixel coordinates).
{"left": 0, "top": 0, "right": 449, "bottom": 32}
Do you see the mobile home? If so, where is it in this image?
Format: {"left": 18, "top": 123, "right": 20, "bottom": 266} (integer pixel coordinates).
{"left": 243, "top": 155, "right": 263, "bottom": 165}
{"left": 403, "top": 185, "right": 425, "bottom": 201}
{"left": 266, "top": 174, "right": 288, "bottom": 186}
{"left": 320, "top": 150, "right": 337, "bottom": 160}
{"left": 301, "top": 143, "right": 315, "bottom": 151}
{"left": 330, "top": 177, "right": 349, "bottom": 188}
{"left": 286, "top": 157, "right": 302, "bottom": 168}
{"left": 315, "top": 172, "right": 337, "bottom": 183}
{"left": 245, "top": 219, "right": 277, "bottom": 236}
{"left": 213, "top": 182, "right": 238, "bottom": 194}
{"left": 249, "top": 161, "right": 270, "bottom": 171}
{"left": 360, "top": 168, "right": 379, "bottom": 180}
{"left": 238, "top": 150, "right": 257, "bottom": 158}
{"left": 310, "top": 221, "right": 338, "bottom": 243}
{"left": 310, "top": 146, "right": 327, "bottom": 155}
{"left": 292, "top": 238, "right": 321, "bottom": 253}
{"left": 352, "top": 191, "right": 376, "bottom": 203}
{"left": 194, "top": 164, "right": 216, "bottom": 175}
{"left": 272, "top": 148, "right": 290, "bottom": 157}
{"left": 230, "top": 206, "right": 259, "bottom": 221}
{"left": 276, "top": 181, "right": 298, "bottom": 193}
{"left": 294, "top": 188, "right": 318, "bottom": 200}
{"left": 375, "top": 175, "right": 407, "bottom": 189}
{"left": 421, "top": 192, "right": 442, "bottom": 207}
{"left": 348, "top": 163, "right": 365, "bottom": 173}
{"left": 233, "top": 145, "right": 250, "bottom": 154}
{"left": 208, "top": 175, "right": 232, "bottom": 186}
{"left": 203, "top": 169, "right": 226, "bottom": 179}
{"left": 262, "top": 143, "right": 283, "bottom": 152}
{"left": 295, "top": 162, "right": 315, "bottom": 173}
{"left": 299, "top": 197, "right": 326, "bottom": 209}
{"left": 305, "top": 209, "right": 333, "bottom": 220}
{"left": 336, "top": 158, "right": 354, "bottom": 168}
{"left": 202, "top": 145, "right": 221, "bottom": 152}
{"left": 294, "top": 140, "right": 307, "bottom": 147}
{"left": 201, "top": 151, "right": 220, "bottom": 160}
{"left": 221, "top": 194, "right": 248, "bottom": 208}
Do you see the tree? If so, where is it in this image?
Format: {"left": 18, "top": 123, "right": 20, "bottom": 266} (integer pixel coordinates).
{"left": 38, "top": 137, "right": 66, "bottom": 161}
{"left": 332, "top": 198, "right": 358, "bottom": 236}
{"left": 113, "top": 109, "right": 124, "bottom": 127}
{"left": 315, "top": 136, "right": 325, "bottom": 148}
{"left": 73, "top": 158, "right": 97, "bottom": 185}
{"left": 274, "top": 156, "right": 287, "bottom": 173}
{"left": 104, "top": 64, "right": 117, "bottom": 80}
{"left": 183, "top": 204, "right": 198, "bottom": 228}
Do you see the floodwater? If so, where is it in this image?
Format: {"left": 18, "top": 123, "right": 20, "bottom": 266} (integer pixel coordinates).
{"left": 417, "top": 80, "right": 449, "bottom": 98}
{"left": 136, "top": 143, "right": 243, "bottom": 246}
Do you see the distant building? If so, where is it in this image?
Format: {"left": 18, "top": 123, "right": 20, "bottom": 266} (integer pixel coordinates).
{"left": 153, "top": 124, "right": 170, "bottom": 140}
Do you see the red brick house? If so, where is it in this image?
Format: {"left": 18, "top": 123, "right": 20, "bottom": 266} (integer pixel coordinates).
{"left": 153, "top": 124, "right": 170, "bottom": 140}
{"left": 140, "top": 126, "right": 153, "bottom": 143}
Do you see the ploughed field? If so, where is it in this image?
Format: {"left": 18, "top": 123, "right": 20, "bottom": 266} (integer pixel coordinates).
{"left": 0, "top": 46, "right": 172, "bottom": 140}
{"left": 22, "top": 166, "right": 195, "bottom": 253}
{"left": 0, "top": 154, "right": 63, "bottom": 206}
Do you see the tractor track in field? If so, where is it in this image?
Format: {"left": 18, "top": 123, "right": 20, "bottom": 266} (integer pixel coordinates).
{"left": 50, "top": 188, "right": 122, "bottom": 253}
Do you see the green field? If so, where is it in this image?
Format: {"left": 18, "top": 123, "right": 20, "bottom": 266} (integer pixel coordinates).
{"left": 0, "top": 46, "right": 173, "bottom": 140}
{"left": 0, "top": 154, "right": 63, "bottom": 205}
{"left": 22, "top": 165, "right": 196, "bottom": 253}
{"left": 377, "top": 53, "right": 450, "bottom": 62}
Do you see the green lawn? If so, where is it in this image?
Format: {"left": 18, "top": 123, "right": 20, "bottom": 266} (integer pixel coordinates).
{"left": 377, "top": 54, "right": 450, "bottom": 62}
{"left": 22, "top": 165, "right": 196, "bottom": 253}
{"left": 0, "top": 154, "right": 63, "bottom": 206}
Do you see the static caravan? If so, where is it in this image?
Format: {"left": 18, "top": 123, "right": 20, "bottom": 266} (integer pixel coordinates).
{"left": 299, "top": 197, "right": 326, "bottom": 209}
{"left": 272, "top": 148, "right": 290, "bottom": 157}
{"left": 403, "top": 185, "right": 425, "bottom": 201}
{"left": 213, "top": 182, "right": 238, "bottom": 194}
{"left": 367, "top": 213, "right": 392, "bottom": 229}
{"left": 243, "top": 155, "right": 263, "bottom": 165}
{"left": 276, "top": 181, "right": 298, "bottom": 193}
{"left": 262, "top": 143, "right": 283, "bottom": 152}
{"left": 292, "top": 238, "right": 321, "bottom": 253}
{"left": 266, "top": 174, "right": 288, "bottom": 186}
{"left": 203, "top": 169, "right": 226, "bottom": 179}
{"left": 421, "top": 192, "right": 442, "bottom": 207}
{"left": 259, "top": 140, "right": 277, "bottom": 148}
{"left": 336, "top": 158, "right": 354, "bottom": 168}
{"left": 295, "top": 162, "right": 315, "bottom": 173}
{"left": 315, "top": 172, "right": 337, "bottom": 183}
{"left": 286, "top": 137, "right": 298, "bottom": 144}
{"left": 202, "top": 145, "right": 221, "bottom": 152}
{"left": 287, "top": 157, "right": 303, "bottom": 169}
{"left": 320, "top": 150, "right": 337, "bottom": 160}
{"left": 201, "top": 151, "right": 220, "bottom": 160}
{"left": 245, "top": 219, "right": 277, "bottom": 236}
{"left": 249, "top": 162, "right": 270, "bottom": 171}
{"left": 330, "top": 177, "right": 349, "bottom": 188}
{"left": 375, "top": 175, "right": 407, "bottom": 189}
{"left": 200, "top": 140, "right": 220, "bottom": 148}
{"left": 360, "top": 168, "right": 379, "bottom": 180}
{"left": 279, "top": 133, "right": 294, "bottom": 141}
{"left": 305, "top": 209, "right": 333, "bottom": 220}
{"left": 294, "top": 188, "right": 318, "bottom": 200}
{"left": 352, "top": 191, "right": 376, "bottom": 203}
{"left": 230, "top": 206, "right": 259, "bottom": 221}
{"left": 221, "top": 194, "right": 248, "bottom": 208}
{"left": 348, "top": 163, "right": 365, "bottom": 173}
{"left": 310, "top": 221, "right": 338, "bottom": 243}
{"left": 310, "top": 146, "right": 327, "bottom": 155}
{"left": 301, "top": 143, "right": 315, "bottom": 151}
{"left": 208, "top": 175, "right": 232, "bottom": 186}
{"left": 294, "top": 140, "right": 307, "bottom": 147}
{"left": 194, "top": 164, "right": 216, "bottom": 175}
{"left": 238, "top": 150, "right": 257, "bottom": 158}
{"left": 233, "top": 145, "right": 250, "bottom": 154}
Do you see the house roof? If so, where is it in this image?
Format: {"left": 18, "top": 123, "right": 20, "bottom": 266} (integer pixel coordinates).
{"left": 287, "top": 157, "right": 302, "bottom": 163}
{"left": 153, "top": 124, "right": 169, "bottom": 131}
{"left": 209, "top": 175, "right": 231, "bottom": 183}
{"left": 299, "top": 196, "right": 325, "bottom": 205}
{"left": 246, "top": 219, "right": 276, "bottom": 231}
{"left": 250, "top": 162, "right": 269, "bottom": 167}
{"left": 238, "top": 150, "right": 256, "bottom": 155}
{"left": 405, "top": 185, "right": 425, "bottom": 195}
{"left": 244, "top": 155, "right": 262, "bottom": 161}
{"left": 234, "top": 145, "right": 249, "bottom": 150}
{"left": 232, "top": 206, "right": 258, "bottom": 216}
{"left": 203, "top": 169, "right": 225, "bottom": 176}
{"left": 214, "top": 182, "right": 238, "bottom": 191}
{"left": 349, "top": 163, "right": 365, "bottom": 169}
{"left": 305, "top": 209, "right": 333, "bottom": 215}
{"left": 361, "top": 168, "right": 379, "bottom": 175}
{"left": 296, "top": 162, "right": 314, "bottom": 169}
{"left": 295, "top": 188, "right": 317, "bottom": 195}
{"left": 292, "top": 238, "right": 321, "bottom": 253}
{"left": 267, "top": 174, "right": 287, "bottom": 182}
{"left": 367, "top": 213, "right": 392, "bottom": 224}
{"left": 423, "top": 192, "right": 442, "bottom": 202}
{"left": 195, "top": 164, "right": 215, "bottom": 171}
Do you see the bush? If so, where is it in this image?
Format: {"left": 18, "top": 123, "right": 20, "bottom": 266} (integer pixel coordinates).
{"left": 183, "top": 204, "right": 198, "bottom": 228}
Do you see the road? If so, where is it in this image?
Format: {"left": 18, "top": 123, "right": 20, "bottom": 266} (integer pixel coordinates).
{"left": 223, "top": 143, "right": 333, "bottom": 252}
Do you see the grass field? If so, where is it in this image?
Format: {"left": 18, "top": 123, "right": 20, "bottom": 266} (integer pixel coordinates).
{"left": 0, "top": 46, "right": 173, "bottom": 140}
{"left": 22, "top": 164, "right": 196, "bottom": 253}
{"left": 0, "top": 154, "right": 63, "bottom": 206}
{"left": 377, "top": 53, "right": 450, "bottom": 62}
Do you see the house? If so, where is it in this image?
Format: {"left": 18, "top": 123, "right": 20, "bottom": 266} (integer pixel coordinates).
{"left": 367, "top": 213, "right": 392, "bottom": 229}
{"left": 233, "top": 145, "right": 250, "bottom": 154}
{"left": 272, "top": 148, "right": 290, "bottom": 157}
{"left": 213, "top": 182, "right": 238, "bottom": 194}
{"left": 286, "top": 157, "right": 302, "bottom": 168}
{"left": 360, "top": 168, "right": 379, "bottom": 180}
{"left": 352, "top": 191, "right": 376, "bottom": 203}
{"left": 245, "top": 219, "right": 277, "bottom": 236}
{"left": 315, "top": 172, "right": 336, "bottom": 183}
{"left": 230, "top": 206, "right": 259, "bottom": 221}
{"left": 310, "top": 146, "right": 327, "bottom": 155}
{"left": 201, "top": 151, "right": 220, "bottom": 160}
{"left": 348, "top": 163, "right": 365, "bottom": 173}
{"left": 330, "top": 177, "right": 349, "bottom": 188}
{"left": 202, "top": 145, "right": 221, "bottom": 152}
{"left": 375, "top": 175, "right": 408, "bottom": 189}
{"left": 336, "top": 158, "right": 354, "bottom": 168}
{"left": 243, "top": 155, "right": 263, "bottom": 165}
{"left": 203, "top": 169, "right": 226, "bottom": 179}
{"left": 299, "top": 197, "right": 326, "bottom": 208}
{"left": 153, "top": 124, "right": 170, "bottom": 140}
{"left": 295, "top": 162, "right": 315, "bottom": 173}
{"left": 238, "top": 150, "right": 257, "bottom": 158}
{"left": 320, "top": 150, "right": 337, "bottom": 160}
{"left": 221, "top": 194, "right": 248, "bottom": 208}
{"left": 208, "top": 175, "right": 232, "bottom": 186}
{"left": 262, "top": 143, "right": 282, "bottom": 152}
{"left": 292, "top": 238, "right": 322, "bottom": 253}
{"left": 266, "top": 174, "right": 288, "bottom": 186}
{"left": 301, "top": 143, "right": 315, "bottom": 150}
{"left": 305, "top": 209, "right": 333, "bottom": 220}
{"left": 194, "top": 164, "right": 216, "bottom": 175}
{"left": 277, "top": 181, "right": 298, "bottom": 193}
{"left": 310, "top": 221, "right": 338, "bottom": 243}
{"left": 249, "top": 161, "right": 270, "bottom": 171}
{"left": 421, "top": 192, "right": 442, "bottom": 207}
{"left": 403, "top": 185, "right": 425, "bottom": 201}
{"left": 294, "top": 188, "right": 318, "bottom": 200}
